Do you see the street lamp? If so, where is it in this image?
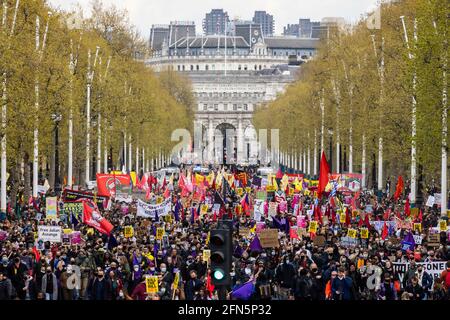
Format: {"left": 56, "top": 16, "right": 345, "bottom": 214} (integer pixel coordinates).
{"left": 328, "top": 129, "right": 333, "bottom": 173}
{"left": 51, "top": 113, "right": 62, "bottom": 193}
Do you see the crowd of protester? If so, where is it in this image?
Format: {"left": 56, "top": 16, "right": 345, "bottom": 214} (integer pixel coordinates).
{"left": 0, "top": 165, "right": 449, "bottom": 301}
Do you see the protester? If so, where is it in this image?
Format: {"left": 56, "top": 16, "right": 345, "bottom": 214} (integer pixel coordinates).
{"left": 0, "top": 165, "right": 448, "bottom": 302}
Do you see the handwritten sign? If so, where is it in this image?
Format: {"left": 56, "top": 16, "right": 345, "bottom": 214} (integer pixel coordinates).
{"left": 258, "top": 229, "right": 280, "bottom": 248}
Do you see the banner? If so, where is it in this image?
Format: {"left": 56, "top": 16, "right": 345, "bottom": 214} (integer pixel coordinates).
{"left": 136, "top": 199, "right": 171, "bottom": 218}
{"left": 96, "top": 173, "right": 131, "bottom": 197}
{"left": 340, "top": 236, "right": 360, "bottom": 248}
{"left": 62, "top": 189, "right": 109, "bottom": 210}
{"left": 268, "top": 202, "right": 277, "bottom": 217}
{"left": 46, "top": 197, "right": 58, "bottom": 221}
{"left": 38, "top": 226, "right": 62, "bottom": 243}
{"left": 63, "top": 202, "right": 83, "bottom": 221}
{"left": 253, "top": 200, "right": 264, "bottom": 222}
{"left": 82, "top": 201, "right": 113, "bottom": 235}
{"left": 393, "top": 261, "right": 447, "bottom": 288}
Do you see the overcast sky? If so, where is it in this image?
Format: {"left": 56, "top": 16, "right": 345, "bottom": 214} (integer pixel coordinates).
{"left": 48, "top": 0, "right": 380, "bottom": 38}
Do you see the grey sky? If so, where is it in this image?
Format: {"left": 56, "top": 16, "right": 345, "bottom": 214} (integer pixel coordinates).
{"left": 48, "top": 0, "right": 380, "bottom": 38}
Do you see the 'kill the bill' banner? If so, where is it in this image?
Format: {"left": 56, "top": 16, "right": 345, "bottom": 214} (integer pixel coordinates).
{"left": 62, "top": 189, "right": 110, "bottom": 210}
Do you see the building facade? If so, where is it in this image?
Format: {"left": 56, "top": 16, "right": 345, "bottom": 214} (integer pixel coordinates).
{"left": 253, "top": 11, "right": 274, "bottom": 37}
{"left": 203, "top": 9, "right": 230, "bottom": 35}
{"left": 146, "top": 32, "right": 320, "bottom": 164}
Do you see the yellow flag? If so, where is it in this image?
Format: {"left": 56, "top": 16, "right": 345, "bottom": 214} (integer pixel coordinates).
{"left": 272, "top": 176, "right": 278, "bottom": 191}
{"left": 281, "top": 174, "right": 289, "bottom": 191}
{"left": 195, "top": 173, "right": 205, "bottom": 185}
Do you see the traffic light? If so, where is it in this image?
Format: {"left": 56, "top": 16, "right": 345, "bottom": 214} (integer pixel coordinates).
{"left": 210, "top": 226, "right": 232, "bottom": 286}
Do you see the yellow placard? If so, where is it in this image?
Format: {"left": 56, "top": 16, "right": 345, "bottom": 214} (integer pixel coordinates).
{"left": 173, "top": 273, "right": 180, "bottom": 290}
{"left": 205, "top": 232, "right": 210, "bottom": 246}
{"left": 124, "top": 226, "right": 134, "bottom": 238}
{"left": 236, "top": 188, "right": 243, "bottom": 196}
{"left": 201, "top": 204, "right": 209, "bottom": 215}
{"left": 236, "top": 204, "right": 242, "bottom": 214}
{"left": 87, "top": 228, "right": 94, "bottom": 236}
{"left": 266, "top": 186, "right": 275, "bottom": 192}
{"left": 447, "top": 210, "right": 450, "bottom": 219}
{"left": 156, "top": 196, "right": 163, "bottom": 204}
{"left": 245, "top": 187, "right": 252, "bottom": 194}
{"left": 439, "top": 220, "right": 447, "bottom": 232}
{"left": 308, "top": 221, "right": 318, "bottom": 233}
{"left": 156, "top": 227, "right": 164, "bottom": 240}
{"left": 360, "top": 228, "right": 369, "bottom": 239}
{"left": 63, "top": 229, "right": 73, "bottom": 235}
{"left": 352, "top": 210, "right": 358, "bottom": 218}
{"left": 145, "top": 276, "right": 159, "bottom": 294}
{"left": 164, "top": 215, "right": 172, "bottom": 223}
{"left": 202, "top": 249, "right": 211, "bottom": 262}
{"left": 340, "top": 212, "right": 346, "bottom": 224}
{"left": 413, "top": 223, "right": 422, "bottom": 232}
{"left": 289, "top": 187, "right": 295, "bottom": 196}
{"left": 347, "top": 229, "right": 357, "bottom": 239}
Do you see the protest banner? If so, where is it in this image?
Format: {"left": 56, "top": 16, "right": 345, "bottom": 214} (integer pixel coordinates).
{"left": 340, "top": 236, "right": 360, "bottom": 248}
{"left": 289, "top": 226, "right": 299, "bottom": 239}
{"left": 255, "top": 222, "right": 265, "bottom": 233}
{"left": 96, "top": 173, "right": 131, "bottom": 197}
{"left": 253, "top": 200, "right": 263, "bottom": 222}
{"left": 145, "top": 276, "right": 159, "bottom": 294}
{"left": 46, "top": 197, "right": 58, "bottom": 221}
{"left": 63, "top": 202, "right": 83, "bottom": 221}
{"left": 136, "top": 199, "right": 171, "bottom": 218}
{"left": 393, "top": 261, "right": 447, "bottom": 288}
{"left": 245, "top": 187, "right": 252, "bottom": 194}
{"left": 156, "top": 227, "right": 164, "bottom": 240}
{"left": 258, "top": 229, "right": 280, "bottom": 248}
{"left": 124, "top": 226, "right": 134, "bottom": 238}
{"left": 62, "top": 189, "right": 109, "bottom": 210}
{"left": 410, "top": 208, "right": 419, "bottom": 218}
{"left": 433, "top": 193, "right": 441, "bottom": 206}
{"left": 173, "top": 273, "right": 180, "bottom": 291}
{"left": 38, "top": 226, "right": 62, "bottom": 243}
{"left": 71, "top": 231, "right": 81, "bottom": 245}
{"left": 413, "top": 235, "right": 423, "bottom": 245}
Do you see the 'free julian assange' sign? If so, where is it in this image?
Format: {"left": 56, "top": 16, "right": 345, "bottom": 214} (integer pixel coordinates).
{"left": 38, "top": 226, "right": 62, "bottom": 243}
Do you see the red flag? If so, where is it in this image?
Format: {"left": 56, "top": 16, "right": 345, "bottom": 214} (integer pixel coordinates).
{"left": 206, "top": 273, "right": 215, "bottom": 298}
{"left": 163, "top": 187, "right": 170, "bottom": 199}
{"left": 404, "top": 197, "right": 410, "bottom": 217}
{"left": 276, "top": 168, "right": 283, "bottom": 179}
{"left": 358, "top": 214, "right": 364, "bottom": 227}
{"left": 381, "top": 221, "right": 388, "bottom": 240}
{"left": 393, "top": 176, "right": 404, "bottom": 201}
{"left": 318, "top": 151, "right": 330, "bottom": 198}
{"left": 364, "top": 213, "right": 371, "bottom": 229}
{"left": 418, "top": 209, "right": 423, "bottom": 222}
{"left": 82, "top": 200, "right": 113, "bottom": 235}
{"left": 96, "top": 174, "right": 131, "bottom": 197}
{"left": 331, "top": 209, "right": 336, "bottom": 224}
{"left": 345, "top": 207, "right": 351, "bottom": 226}
{"left": 383, "top": 208, "right": 390, "bottom": 221}
{"left": 32, "top": 246, "right": 40, "bottom": 262}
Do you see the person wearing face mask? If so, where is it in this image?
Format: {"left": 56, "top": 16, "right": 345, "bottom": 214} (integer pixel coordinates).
{"left": 7, "top": 257, "right": 28, "bottom": 300}
{"left": 415, "top": 264, "right": 432, "bottom": 300}
{"left": 0, "top": 271, "right": 14, "bottom": 300}
{"left": 274, "top": 255, "right": 296, "bottom": 299}
{"left": 76, "top": 250, "right": 95, "bottom": 300}
{"left": 293, "top": 268, "right": 312, "bottom": 301}
{"left": 41, "top": 267, "right": 58, "bottom": 300}
{"left": 89, "top": 269, "right": 112, "bottom": 300}
{"left": 331, "top": 267, "right": 353, "bottom": 300}
{"left": 159, "top": 263, "right": 173, "bottom": 287}
{"left": 310, "top": 263, "right": 325, "bottom": 300}
{"left": 184, "top": 270, "right": 203, "bottom": 301}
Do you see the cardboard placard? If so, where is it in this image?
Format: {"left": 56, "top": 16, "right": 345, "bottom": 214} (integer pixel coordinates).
{"left": 258, "top": 229, "right": 280, "bottom": 248}
{"left": 427, "top": 233, "right": 440, "bottom": 247}
{"left": 145, "top": 276, "right": 159, "bottom": 293}
{"left": 313, "top": 235, "right": 326, "bottom": 246}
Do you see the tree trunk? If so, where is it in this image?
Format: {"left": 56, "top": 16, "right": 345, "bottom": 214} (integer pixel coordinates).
{"left": 23, "top": 152, "right": 31, "bottom": 200}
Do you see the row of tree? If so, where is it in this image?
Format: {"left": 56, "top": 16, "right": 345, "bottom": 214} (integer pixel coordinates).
{"left": 0, "top": 0, "right": 194, "bottom": 204}
{"left": 254, "top": 0, "right": 447, "bottom": 196}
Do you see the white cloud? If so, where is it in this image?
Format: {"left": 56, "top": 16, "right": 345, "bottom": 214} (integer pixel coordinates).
{"left": 48, "top": 0, "right": 379, "bottom": 38}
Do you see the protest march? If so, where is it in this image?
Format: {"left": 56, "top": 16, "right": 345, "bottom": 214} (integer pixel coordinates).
{"left": 0, "top": 152, "right": 448, "bottom": 301}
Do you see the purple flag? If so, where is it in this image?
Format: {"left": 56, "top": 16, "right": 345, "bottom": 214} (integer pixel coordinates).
{"left": 232, "top": 281, "right": 255, "bottom": 300}
{"left": 249, "top": 236, "right": 263, "bottom": 253}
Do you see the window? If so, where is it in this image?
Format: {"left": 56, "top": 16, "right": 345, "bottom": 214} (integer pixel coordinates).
{"left": 205, "top": 65, "right": 209, "bottom": 70}
{"left": 243, "top": 104, "right": 248, "bottom": 111}
{"left": 190, "top": 65, "right": 194, "bottom": 71}
{"left": 214, "top": 104, "right": 218, "bottom": 111}
{"left": 274, "top": 51, "right": 277, "bottom": 56}
{"left": 196, "top": 65, "right": 199, "bottom": 70}
{"left": 177, "top": 65, "right": 181, "bottom": 71}
{"left": 254, "top": 65, "right": 257, "bottom": 70}
{"left": 259, "top": 65, "right": 262, "bottom": 70}
{"left": 212, "top": 64, "right": 215, "bottom": 70}
{"left": 203, "top": 104, "right": 207, "bottom": 111}
{"left": 182, "top": 65, "right": 185, "bottom": 71}
{"left": 244, "top": 65, "right": 248, "bottom": 71}
{"left": 238, "top": 65, "right": 241, "bottom": 70}
{"left": 224, "top": 104, "right": 228, "bottom": 111}
{"left": 286, "top": 52, "right": 289, "bottom": 56}
{"left": 233, "top": 104, "right": 237, "bottom": 111}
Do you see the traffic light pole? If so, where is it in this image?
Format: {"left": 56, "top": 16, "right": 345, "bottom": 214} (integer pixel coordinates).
{"left": 218, "top": 286, "right": 227, "bottom": 300}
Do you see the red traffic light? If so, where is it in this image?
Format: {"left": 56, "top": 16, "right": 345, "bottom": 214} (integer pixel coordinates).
{"left": 210, "top": 233, "right": 225, "bottom": 246}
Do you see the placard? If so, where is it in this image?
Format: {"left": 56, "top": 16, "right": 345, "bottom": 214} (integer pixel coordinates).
{"left": 256, "top": 191, "right": 267, "bottom": 200}
{"left": 46, "top": 197, "right": 58, "bottom": 221}
{"left": 145, "top": 276, "right": 158, "bottom": 294}
{"left": 360, "top": 228, "right": 369, "bottom": 239}
{"left": 313, "top": 235, "right": 326, "bottom": 246}
{"left": 308, "top": 221, "right": 318, "bottom": 233}
{"left": 347, "top": 229, "right": 357, "bottom": 239}
{"left": 266, "top": 186, "right": 276, "bottom": 192}
{"left": 268, "top": 202, "right": 277, "bottom": 217}
{"left": 156, "top": 227, "right": 164, "bottom": 240}
{"left": 340, "top": 212, "right": 346, "bottom": 224}
{"left": 124, "top": 226, "right": 134, "bottom": 238}
{"left": 239, "top": 227, "right": 250, "bottom": 237}
{"left": 427, "top": 233, "right": 440, "bottom": 247}
{"left": 413, "top": 223, "right": 422, "bottom": 232}
{"left": 202, "top": 250, "right": 211, "bottom": 262}
{"left": 439, "top": 220, "right": 447, "bottom": 232}
{"left": 37, "top": 226, "right": 62, "bottom": 243}
{"left": 258, "top": 229, "right": 280, "bottom": 248}
{"left": 236, "top": 188, "right": 243, "bottom": 196}
{"left": 245, "top": 187, "right": 252, "bottom": 194}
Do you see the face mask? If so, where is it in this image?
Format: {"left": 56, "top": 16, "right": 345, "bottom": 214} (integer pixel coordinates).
{"left": 285, "top": 260, "right": 290, "bottom": 264}
{"left": 171, "top": 245, "right": 176, "bottom": 248}
{"left": 134, "top": 267, "right": 139, "bottom": 272}
{"left": 261, "top": 253, "right": 267, "bottom": 258}
{"left": 160, "top": 287, "right": 166, "bottom": 294}
{"left": 245, "top": 268, "right": 251, "bottom": 275}
{"left": 150, "top": 267, "right": 155, "bottom": 271}
{"left": 191, "top": 247, "right": 196, "bottom": 251}
{"left": 161, "top": 268, "right": 167, "bottom": 273}
{"left": 271, "top": 251, "right": 275, "bottom": 255}
{"left": 230, "top": 272, "right": 235, "bottom": 277}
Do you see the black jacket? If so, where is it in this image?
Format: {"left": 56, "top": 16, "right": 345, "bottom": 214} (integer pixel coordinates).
{"left": 0, "top": 279, "right": 13, "bottom": 300}
{"left": 293, "top": 275, "right": 312, "bottom": 299}
{"left": 275, "top": 263, "right": 296, "bottom": 289}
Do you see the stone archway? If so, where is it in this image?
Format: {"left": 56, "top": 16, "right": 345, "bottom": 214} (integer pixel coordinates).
{"left": 215, "top": 123, "right": 237, "bottom": 165}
